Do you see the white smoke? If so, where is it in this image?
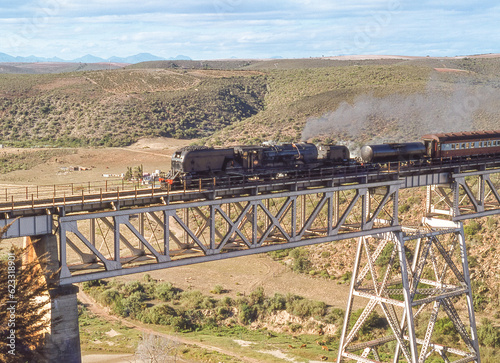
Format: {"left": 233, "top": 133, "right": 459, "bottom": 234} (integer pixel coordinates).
{"left": 301, "top": 79, "right": 500, "bottom": 143}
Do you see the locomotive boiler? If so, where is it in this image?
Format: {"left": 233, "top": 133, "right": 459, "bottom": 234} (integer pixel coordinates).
{"left": 163, "top": 142, "right": 350, "bottom": 183}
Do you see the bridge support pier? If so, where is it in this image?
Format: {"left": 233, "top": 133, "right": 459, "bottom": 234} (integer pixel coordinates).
{"left": 24, "top": 235, "right": 81, "bottom": 363}
{"left": 337, "top": 221, "right": 480, "bottom": 363}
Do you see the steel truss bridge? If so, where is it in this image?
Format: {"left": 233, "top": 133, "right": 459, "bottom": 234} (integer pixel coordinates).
{"left": 3, "top": 157, "right": 500, "bottom": 362}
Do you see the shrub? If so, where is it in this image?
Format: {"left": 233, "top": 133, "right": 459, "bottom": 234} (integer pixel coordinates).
{"left": 349, "top": 309, "right": 386, "bottom": 336}
{"left": 472, "top": 280, "right": 489, "bottom": 310}
{"left": 267, "top": 293, "right": 286, "bottom": 312}
{"left": 210, "top": 285, "right": 225, "bottom": 294}
{"left": 142, "top": 304, "right": 177, "bottom": 325}
{"left": 97, "top": 288, "right": 121, "bottom": 306}
{"left": 218, "top": 296, "right": 233, "bottom": 307}
{"left": 286, "top": 295, "right": 327, "bottom": 319}
{"left": 155, "top": 282, "right": 179, "bottom": 302}
{"left": 238, "top": 303, "right": 256, "bottom": 325}
{"left": 123, "top": 281, "right": 145, "bottom": 295}
{"left": 434, "top": 317, "right": 459, "bottom": 345}
{"left": 326, "top": 308, "right": 345, "bottom": 325}
{"left": 478, "top": 318, "right": 500, "bottom": 348}
{"left": 268, "top": 248, "right": 291, "bottom": 260}
{"left": 340, "top": 271, "right": 352, "bottom": 284}
{"left": 464, "top": 220, "right": 481, "bottom": 237}
{"left": 179, "top": 290, "right": 215, "bottom": 310}
{"left": 82, "top": 279, "right": 105, "bottom": 291}
{"left": 398, "top": 203, "right": 410, "bottom": 214}
{"left": 249, "top": 287, "right": 265, "bottom": 306}
{"left": 289, "top": 248, "right": 312, "bottom": 273}
{"left": 115, "top": 293, "right": 147, "bottom": 318}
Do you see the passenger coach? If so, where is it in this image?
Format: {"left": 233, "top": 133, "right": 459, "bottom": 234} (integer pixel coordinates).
{"left": 422, "top": 130, "right": 500, "bottom": 159}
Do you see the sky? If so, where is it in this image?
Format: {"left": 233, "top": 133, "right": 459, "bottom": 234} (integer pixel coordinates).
{"left": 1, "top": 0, "right": 499, "bottom": 60}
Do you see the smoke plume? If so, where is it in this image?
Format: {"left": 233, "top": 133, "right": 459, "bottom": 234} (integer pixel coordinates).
{"left": 301, "top": 79, "right": 500, "bottom": 143}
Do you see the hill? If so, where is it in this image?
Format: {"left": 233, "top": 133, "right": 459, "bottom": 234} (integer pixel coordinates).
{"left": 1, "top": 56, "right": 500, "bottom": 148}
{"left": 0, "top": 68, "right": 266, "bottom": 147}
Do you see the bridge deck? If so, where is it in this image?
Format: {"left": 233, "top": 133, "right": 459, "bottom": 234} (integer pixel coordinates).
{"left": 2, "top": 157, "right": 500, "bottom": 219}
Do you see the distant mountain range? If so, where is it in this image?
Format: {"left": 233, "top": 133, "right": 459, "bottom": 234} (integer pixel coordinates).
{"left": 0, "top": 52, "right": 192, "bottom": 64}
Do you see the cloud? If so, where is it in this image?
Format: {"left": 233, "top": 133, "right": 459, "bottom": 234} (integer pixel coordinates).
{"left": 0, "top": 0, "right": 499, "bottom": 59}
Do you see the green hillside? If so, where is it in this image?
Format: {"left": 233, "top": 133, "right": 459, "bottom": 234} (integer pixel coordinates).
{"left": 1, "top": 57, "right": 500, "bottom": 148}
{"left": 207, "top": 58, "right": 500, "bottom": 147}
{"left": 0, "top": 69, "right": 266, "bottom": 147}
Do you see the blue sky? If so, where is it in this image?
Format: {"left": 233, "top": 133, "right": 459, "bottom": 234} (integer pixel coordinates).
{"left": 1, "top": 0, "right": 499, "bottom": 59}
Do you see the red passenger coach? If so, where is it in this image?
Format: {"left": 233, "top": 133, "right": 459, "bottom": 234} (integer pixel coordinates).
{"left": 422, "top": 130, "right": 500, "bottom": 159}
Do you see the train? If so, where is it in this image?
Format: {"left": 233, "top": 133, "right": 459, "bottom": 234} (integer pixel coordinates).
{"left": 160, "top": 130, "right": 500, "bottom": 186}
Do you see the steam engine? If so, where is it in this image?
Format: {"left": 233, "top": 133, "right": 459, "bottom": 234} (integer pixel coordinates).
{"left": 163, "top": 143, "right": 350, "bottom": 183}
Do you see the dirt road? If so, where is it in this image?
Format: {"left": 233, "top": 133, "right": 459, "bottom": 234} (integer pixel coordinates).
{"left": 78, "top": 290, "right": 262, "bottom": 363}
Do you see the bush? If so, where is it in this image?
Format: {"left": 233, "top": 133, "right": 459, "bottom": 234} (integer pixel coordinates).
{"left": 218, "top": 296, "right": 233, "bottom": 307}
{"left": 326, "top": 308, "right": 345, "bottom": 325}
{"left": 179, "top": 290, "right": 215, "bottom": 310}
{"left": 249, "top": 287, "right": 265, "bottom": 306}
{"left": 115, "top": 293, "right": 147, "bottom": 318}
{"left": 268, "top": 248, "right": 291, "bottom": 260}
{"left": 349, "top": 309, "right": 386, "bottom": 336}
{"left": 464, "top": 220, "right": 481, "bottom": 237}
{"left": 82, "top": 279, "right": 106, "bottom": 291}
{"left": 398, "top": 203, "right": 410, "bottom": 214}
{"left": 210, "top": 285, "right": 225, "bottom": 294}
{"left": 472, "top": 280, "right": 490, "bottom": 310}
{"left": 285, "top": 294, "right": 327, "bottom": 319}
{"left": 434, "top": 317, "right": 459, "bottom": 345}
{"left": 478, "top": 318, "right": 500, "bottom": 348}
{"left": 123, "top": 281, "right": 145, "bottom": 295}
{"left": 289, "top": 248, "right": 312, "bottom": 273}
{"left": 155, "top": 282, "right": 179, "bottom": 302}
{"left": 238, "top": 303, "right": 256, "bottom": 325}
{"left": 267, "top": 293, "right": 286, "bottom": 312}
{"left": 97, "top": 288, "right": 121, "bottom": 306}
{"left": 142, "top": 304, "right": 177, "bottom": 325}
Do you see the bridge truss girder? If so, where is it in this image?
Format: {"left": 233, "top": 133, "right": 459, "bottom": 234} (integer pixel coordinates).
{"left": 58, "top": 180, "right": 401, "bottom": 284}
{"left": 337, "top": 219, "right": 480, "bottom": 363}
{"left": 426, "top": 168, "right": 500, "bottom": 221}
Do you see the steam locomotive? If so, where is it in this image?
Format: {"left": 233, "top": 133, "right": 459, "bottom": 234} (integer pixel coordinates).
{"left": 161, "top": 130, "right": 500, "bottom": 185}
{"left": 162, "top": 142, "right": 350, "bottom": 184}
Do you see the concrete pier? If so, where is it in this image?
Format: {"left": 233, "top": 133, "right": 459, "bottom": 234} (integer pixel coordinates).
{"left": 24, "top": 235, "right": 82, "bottom": 363}
{"left": 44, "top": 284, "right": 81, "bottom": 363}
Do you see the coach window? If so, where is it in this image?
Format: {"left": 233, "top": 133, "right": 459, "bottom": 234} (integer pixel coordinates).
{"left": 451, "top": 144, "right": 455, "bottom": 149}
{"left": 488, "top": 141, "right": 491, "bottom": 147}
{"left": 466, "top": 142, "right": 469, "bottom": 148}
{"left": 456, "top": 143, "right": 460, "bottom": 149}
{"left": 471, "top": 142, "right": 475, "bottom": 148}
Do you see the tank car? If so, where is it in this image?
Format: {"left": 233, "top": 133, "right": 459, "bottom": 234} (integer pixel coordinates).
{"left": 360, "top": 142, "right": 426, "bottom": 163}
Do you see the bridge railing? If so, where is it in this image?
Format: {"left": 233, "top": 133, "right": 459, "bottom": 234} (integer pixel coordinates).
{"left": 0, "top": 178, "right": 152, "bottom": 204}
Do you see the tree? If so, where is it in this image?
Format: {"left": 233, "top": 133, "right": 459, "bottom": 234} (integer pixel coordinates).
{"left": 133, "top": 164, "right": 144, "bottom": 179}
{"left": 124, "top": 166, "right": 133, "bottom": 180}
{"left": 134, "top": 333, "right": 179, "bottom": 363}
{"left": 0, "top": 226, "right": 53, "bottom": 362}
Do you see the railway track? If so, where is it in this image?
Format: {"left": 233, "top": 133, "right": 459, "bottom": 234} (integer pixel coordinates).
{"left": 2, "top": 155, "right": 500, "bottom": 218}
